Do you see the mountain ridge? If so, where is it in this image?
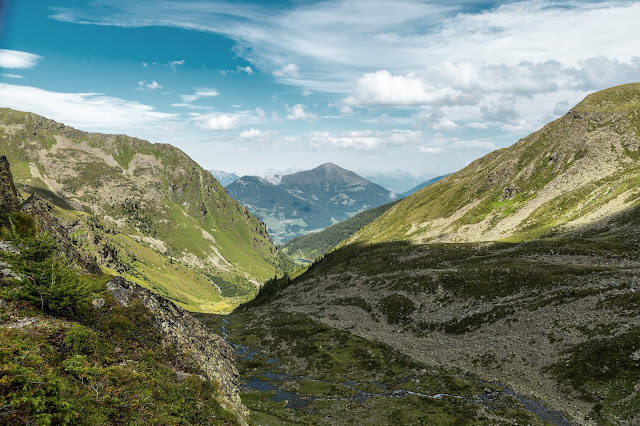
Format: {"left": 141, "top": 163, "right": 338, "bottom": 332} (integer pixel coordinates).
{"left": 0, "top": 107, "right": 277, "bottom": 312}
{"left": 227, "top": 163, "right": 396, "bottom": 244}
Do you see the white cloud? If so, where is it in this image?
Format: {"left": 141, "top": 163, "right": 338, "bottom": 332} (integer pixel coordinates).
{"left": 0, "top": 49, "right": 42, "bottom": 69}
{"left": 0, "top": 83, "right": 178, "bottom": 134}
{"left": 190, "top": 107, "right": 265, "bottom": 131}
{"left": 343, "top": 70, "right": 472, "bottom": 108}
{"left": 142, "top": 61, "right": 148, "bottom": 67}
{"left": 48, "top": 1, "right": 640, "bottom": 136}
{"left": 137, "top": 80, "right": 162, "bottom": 90}
{"left": 2, "top": 73, "right": 23, "bottom": 79}
{"left": 193, "top": 113, "right": 240, "bottom": 130}
{"left": 286, "top": 104, "right": 317, "bottom": 121}
{"left": 419, "top": 147, "right": 445, "bottom": 154}
{"left": 273, "top": 63, "right": 299, "bottom": 77}
{"left": 237, "top": 65, "right": 253, "bottom": 74}
{"left": 239, "top": 128, "right": 263, "bottom": 138}
{"left": 169, "top": 59, "right": 185, "bottom": 73}
{"left": 180, "top": 87, "right": 220, "bottom": 103}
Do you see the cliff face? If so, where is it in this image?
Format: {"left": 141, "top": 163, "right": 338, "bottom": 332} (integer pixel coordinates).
{"left": 107, "top": 276, "right": 248, "bottom": 423}
{"left": 0, "top": 155, "right": 19, "bottom": 212}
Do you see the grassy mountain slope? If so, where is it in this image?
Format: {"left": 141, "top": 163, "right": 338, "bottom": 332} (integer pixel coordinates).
{"left": 0, "top": 169, "right": 245, "bottom": 424}
{"left": 0, "top": 108, "right": 276, "bottom": 312}
{"left": 400, "top": 174, "right": 449, "bottom": 197}
{"left": 355, "top": 83, "right": 640, "bottom": 245}
{"left": 227, "top": 163, "right": 396, "bottom": 244}
{"left": 228, "top": 84, "right": 640, "bottom": 424}
{"left": 283, "top": 200, "right": 400, "bottom": 261}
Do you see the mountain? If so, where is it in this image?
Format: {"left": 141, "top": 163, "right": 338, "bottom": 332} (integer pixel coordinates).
{"left": 227, "top": 163, "right": 397, "bottom": 244}
{"left": 225, "top": 84, "right": 640, "bottom": 424}
{"left": 355, "top": 83, "right": 640, "bottom": 245}
{"left": 400, "top": 174, "right": 449, "bottom": 197}
{"left": 0, "top": 157, "right": 247, "bottom": 424}
{"left": 0, "top": 108, "right": 277, "bottom": 312}
{"left": 361, "top": 169, "right": 426, "bottom": 193}
{"left": 210, "top": 170, "right": 240, "bottom": 187}
{"left": 283, "top": 200, "right": 400, "bottom": 261}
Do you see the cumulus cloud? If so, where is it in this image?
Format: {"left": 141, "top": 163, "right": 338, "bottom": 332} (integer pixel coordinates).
{"left": 2, "top": 73, "right": 23, "bottom": 79}
{"left": 237, "top": 65, "right": 253, "bottom": 74}
{"left": 0, "top": 83, "right": 177, "bottom": 134}
{"left": 0, "top": 49, "right": 42, "bottom": 69}
{"left": 273, "top": 63, "right": 299, "bottom": 77}
{"left": 343, "top": 70, "right": 476, "bottom": 108}
{"left": 193, "top": 113, "right": 239, "bottom": 130}
{"left": 286, "top": 104, "right": 317, "bottom": 121}
{"left": 137, "top": 80, "right": 162, "bottom": 90}
{"left": 48, "top": 1, "right": 640, "bottom": 136}
{"left": 190, "top": 107, "right": 265, "bottom": 131}
{"left": 480, "top": 100, "right": 520, "bottom": 124}
{"left": 239, "top": 128, "right": 263, "bottom": 138}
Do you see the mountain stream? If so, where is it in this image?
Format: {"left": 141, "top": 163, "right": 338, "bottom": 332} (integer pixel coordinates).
{"left": 221, "top": 317, "right": 570, "bottom": 425}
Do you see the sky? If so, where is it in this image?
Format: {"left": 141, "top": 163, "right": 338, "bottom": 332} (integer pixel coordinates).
{"left": 1, "top": 0, "right": 640, "bottom": 177}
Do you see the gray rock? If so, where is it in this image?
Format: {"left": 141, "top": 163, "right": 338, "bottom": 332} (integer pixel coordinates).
{"left": 107, "top": 276, "right": 248, "bottom": 424}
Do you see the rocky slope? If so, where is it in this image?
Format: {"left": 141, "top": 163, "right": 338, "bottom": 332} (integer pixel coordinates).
{"left": 227, "top": 163, "right": 396, "bottom": 244}
{"left": 211, "top": 170, "right": 240, "bottom": 187}
{"left": 229, "top": 84, "right": 640, "bottom": 425}
{"left": 355, "top": 83, "right": 640, "bottom": 245}
{"left": 0, "top": 108, "right": 277, "bottom": 312}
{"left": 1, "top": 157, "right": 248, "bottom": 424}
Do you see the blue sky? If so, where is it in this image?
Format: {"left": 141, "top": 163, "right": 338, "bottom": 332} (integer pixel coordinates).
{"left": 1, "top": 0, "right": 640, "bottom": 177}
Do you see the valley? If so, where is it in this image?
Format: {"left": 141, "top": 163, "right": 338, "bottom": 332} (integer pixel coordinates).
{"left": 2, "top": 83, "right": 640, "bottom": 425}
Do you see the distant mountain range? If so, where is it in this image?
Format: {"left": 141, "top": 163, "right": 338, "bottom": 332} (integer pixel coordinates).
{"left": 360, "top": 169, "right": 431, "bottom": 193}
{"left": 210, "top": 170, "right": 240, "bottom": 187}
{"left": 226, "top": 163, "right": 396, "bottom": 244}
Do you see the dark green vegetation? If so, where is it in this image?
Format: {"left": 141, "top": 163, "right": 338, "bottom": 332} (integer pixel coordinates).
{"left": 240, "top": 229, "right": 640, "bottom": 424}
{"left": 0, "top": 108, "right": 278, "bottom": 312}
{"left": 283, "top": 200, "right": 399, "bottom": 261}
{"left": 0, "top": 213, "right": 238, "bottom": 425}
{"left": 227, "top": 163, "right": 396, "bottom": 244}
{"left": 212, "top": 310, "right": 544, "bottom": 425}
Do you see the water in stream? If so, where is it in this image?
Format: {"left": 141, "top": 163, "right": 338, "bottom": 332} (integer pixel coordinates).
{"left": 222, "top": 317, "right": 571, "bottom": 425}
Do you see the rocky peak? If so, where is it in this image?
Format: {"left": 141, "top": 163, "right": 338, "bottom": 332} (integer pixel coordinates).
{"left": 0, "top": 155, "right": 19, "bottom": 212}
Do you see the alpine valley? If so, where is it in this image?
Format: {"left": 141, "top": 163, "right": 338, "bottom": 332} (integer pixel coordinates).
{"left": 1, "top": 83, "right": 640, "bottom": 425}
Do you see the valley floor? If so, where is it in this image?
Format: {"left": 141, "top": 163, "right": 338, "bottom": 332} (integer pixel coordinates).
{"left": 209, "top": 227, "right": 640, "bottom": 425}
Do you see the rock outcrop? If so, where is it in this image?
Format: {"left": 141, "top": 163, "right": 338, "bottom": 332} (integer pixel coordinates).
{"left": 0, "top": 155, "right": 19, "bottom": 212}
{"left": 106, "top": 276, "right": 249, "bottom": 424}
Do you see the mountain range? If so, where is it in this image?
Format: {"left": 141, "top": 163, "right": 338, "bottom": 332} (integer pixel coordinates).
{"left": 0, "top": 108, "right": 277, "bottom": 312}
{"left": 210, "top": 170, "right": 240, "bottom": 187}
{"left": 226, "top": 83, "right": 640, "bottom": 424}
{"left": 227, "top": 163, "right": 397, "bottom": 244}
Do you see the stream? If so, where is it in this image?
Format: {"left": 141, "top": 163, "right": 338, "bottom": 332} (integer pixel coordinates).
{"left": 221, "top": 317, "right": 571, "bottom": 425}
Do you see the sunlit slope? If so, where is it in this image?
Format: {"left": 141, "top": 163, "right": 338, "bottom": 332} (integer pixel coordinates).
{"left": 354, "top": 83, "right": 640, "bottom": 244}
{"left": 0, "top": 108, "right": 277, "bottom": 311}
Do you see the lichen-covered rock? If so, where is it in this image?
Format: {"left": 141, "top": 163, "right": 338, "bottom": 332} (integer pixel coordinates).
{"left": 0, "top": 155, "right": 19, "bottom": 212}
{"left": 106, "top": 276, "right": 249, "bottom": 424}
{"left": 19, "top": 194, "right": 100, "bottom": 273}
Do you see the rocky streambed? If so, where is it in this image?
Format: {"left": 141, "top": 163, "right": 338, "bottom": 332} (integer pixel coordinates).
{"left": 221, "top": 316, "right": 571, "bottom": 425}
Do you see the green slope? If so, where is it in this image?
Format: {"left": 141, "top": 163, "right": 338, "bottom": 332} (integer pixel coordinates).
{"left": 0, "top": 108, "right": 277, "bottom": 312}
{"left": 283, "top": 200, "right": 400, "bottom": 261}
{"left": 355, "top": 83, "right": 640, "bottom": 245}
{"left": 229, "top": 84, "right": 640, "bottom": 424}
